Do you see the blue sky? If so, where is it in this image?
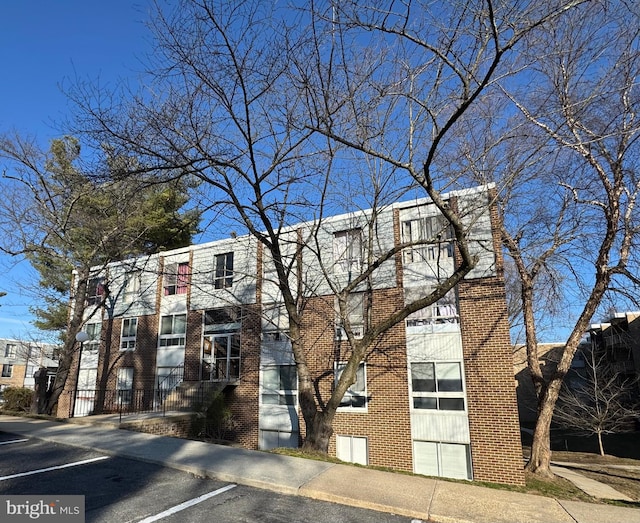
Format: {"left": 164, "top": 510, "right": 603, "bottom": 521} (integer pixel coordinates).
{"left": 0, "top": 2, "right": 576, "bottom": 344}
{"left": 0, "top": 1, "right": 155, "bottom": 340}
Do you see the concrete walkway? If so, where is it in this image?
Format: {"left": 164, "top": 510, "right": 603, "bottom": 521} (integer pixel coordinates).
{"left": 1, "top": 415, "right": 639, "bottom": 523}
{"left": 550, "top": 464, "right": 633, "bottom": 501}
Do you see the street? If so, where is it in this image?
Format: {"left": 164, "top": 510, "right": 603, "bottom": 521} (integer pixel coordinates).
{"left": 0, "top": 431, "right": 417, "bottom": 522}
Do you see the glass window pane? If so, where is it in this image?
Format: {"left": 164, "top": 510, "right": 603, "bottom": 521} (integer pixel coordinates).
{"left": 262, "top": 393, "right": 279, "bottom": 405}
{"left": 263, "top": 367, "right": 279, "bottom": 390}
{"left": 174, "top": 314, "right": 187, "bottom": 334}
{"left": 413, "top": 397, "right": 437, "bottom": 409}
{"left": 412, "top": 363, "right": 435, "bottom": 392}
{"left": 230, "top": 334, "right": 241, "bottom": 358}
{"left": 354, "top": 364, "right": 366, "bottom": 393}
{"left": 437, "top": 362, "right": 462, "bottom": 392}
{"left": 280, "top": 365, "right": 297, "bottom": 390}
{"left": 439, "top": 398, "right": 465, "bottom": 411}
{"left": 160, "top": 316, "right": 173, "bottom": 335}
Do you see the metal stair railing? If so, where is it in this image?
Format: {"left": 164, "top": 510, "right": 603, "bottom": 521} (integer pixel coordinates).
{"left": 156, "top": 364, "right": 185, "bottom": 412}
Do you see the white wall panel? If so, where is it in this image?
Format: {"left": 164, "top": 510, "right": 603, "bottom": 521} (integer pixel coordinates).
{"left": 156, "top": 347, "right": 185, "bottom": 367}
{"left": 258, "top": 405, "right": 299, "bottom": 432}
{"left": 406, "top": 332, "right": 463, "bottom": 361}
{"left": 410, "top": 412, "right": 470, "bottom": 443}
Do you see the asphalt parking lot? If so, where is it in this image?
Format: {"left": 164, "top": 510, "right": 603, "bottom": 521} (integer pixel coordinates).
{"left": 0, "top": 432, "right": 415, "bottom": 522}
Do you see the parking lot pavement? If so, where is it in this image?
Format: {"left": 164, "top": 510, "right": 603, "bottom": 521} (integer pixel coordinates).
{"left": 0, "top": 432, "right": 416, "bottom": 523}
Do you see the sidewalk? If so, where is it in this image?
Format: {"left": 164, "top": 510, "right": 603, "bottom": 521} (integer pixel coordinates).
{"left": 1, "top": 415, "right": 639, "bottom": 523}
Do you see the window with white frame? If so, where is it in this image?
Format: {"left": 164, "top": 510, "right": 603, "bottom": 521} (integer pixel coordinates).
{"left": 120, "top": 318, "right": 138, "bottom": 350}
{"left": 84, "top": 323, "right": 102, "bottom": 352}
{"left": 214, "top": 252, "right": 234, "bottom": 289}
{"left": 336, "top": 435, "right": 368, "bottom": 465}
{"left": 401, "top": 215, "right": 453, "bottom": 264}
{"left": 4, "top": 344, "right": 16, "bottom": 358}
{"left": 411, "top": 362, "right": 465, "bottom": 411}
{"left": 262, "top": 365, "right": 297, "bottom": 406}
{"left": 414, "top": 441, "right": 472, "bottom": 480}
{"left": 333, "top": 228, "right": 362, "bottom": 274}
{"left": 86, "top": 277, "right": 105, "bottom": 305}
{"left": 159, "top": 314, "right": 186, "bottom": 347}
{"left": 1, "top": 364, "right": 13, "bottom": 378}
{"left": 117, "top": 367, "right": 134, "bottom": 405}
{"left": 203, "top": 308, "right": 241, "bottom": 380}
{"left": 336, "top": 362, "right": 367, "bottom": 410}
{"left": 163, "top": 261, "right": 189, "bottom": 296}
{"left": 335, "top": 293, "right": 365, "bottom": 340}
{"left": 123, "top": 270, "right": 141, "bottom": 303}
{"left": 26, "top": 365, "right": 36, "bottom": 379}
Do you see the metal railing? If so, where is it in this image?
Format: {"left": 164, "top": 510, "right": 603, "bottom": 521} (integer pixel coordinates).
{"left": 68, "top": 383, "right": 211, "bottom": 422}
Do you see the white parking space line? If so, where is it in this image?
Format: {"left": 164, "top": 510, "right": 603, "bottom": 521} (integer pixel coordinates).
{"left": 138, "top": 484, "right": 237, "bottom": 523}
{"left": 0, "top": 456, "right": 110, "bottom": 481}
{"left": 0, "top": 439, "right": 28, "bottom": 445}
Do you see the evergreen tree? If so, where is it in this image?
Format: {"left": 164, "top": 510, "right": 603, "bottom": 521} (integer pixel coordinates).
{"left": 0, "top": 134, "right": 201, "bottom": 412}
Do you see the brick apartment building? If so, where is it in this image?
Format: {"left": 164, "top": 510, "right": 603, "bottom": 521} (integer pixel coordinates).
{"left": 59, "top": 185, "right": 524, "bottom": 485}
{"left": 0, "top": 338, "right": 59, "bottom": 392}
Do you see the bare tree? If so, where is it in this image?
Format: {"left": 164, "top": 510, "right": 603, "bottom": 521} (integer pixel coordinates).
{"left": 500, "top": 0, "right": 640, "bottom": 477}
{"left": 554, "top": 343, "right": 639, "bottom": 456}
{"left": 67, "top": 0, "right": 582, "bottom": 452}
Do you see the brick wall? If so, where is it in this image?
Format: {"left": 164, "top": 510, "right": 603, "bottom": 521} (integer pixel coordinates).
{"left": 120, "top": 414, "right": 193, "bottom": 438}
{"left": 226, "top": 303, "right": 261, "bottom": 448}
{"left": 456, "top": 193, "right": 525, "bottom": 486}
{"left": 0, "top": 364, "right": 27, "bottom": 389}
{"left": 299, "top": 288, "right": 414, "bottom": 471}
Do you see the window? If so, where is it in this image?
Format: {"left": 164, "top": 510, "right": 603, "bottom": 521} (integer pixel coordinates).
{"left": 123, "top": 270, "right": 141, "bottom": 303}
{"left": 117, "top": 367, "right": 134, "bottom": 405}
{"left": 333, "top": 229, "right": 362, "bottom": 274}
{"left": 259, "top": 430, "right": 299, "bottom": 450}
{"left": 202, "top": 308, "right": 241, "bottom": 380}
{"left": 214, "top": 252, "right": 234, "bottom": 289}
{"left": 163, "top": 262, "right": 189, "bottom": 296}
{"left": 204, "top": 333, "right": 241, "bottom": 380}
{"left": 26, "top": 365, "right": 36, "bottom": 379}
{"left": 335, "top": 293, "right": 365, "bottom": 339}
{"left": 84, "top": 323, "right": 102, "bottom": 352}
{"left": 414, "top": 441, "right": 472, "bottom": 480}
{"left": 336, "top": 435, "right": 368, "bottom": 465}
{"left": 159, "top": 314, "right": 187, "bottom": 347}
{"left": 1, "top": 364, "right": 13, "bottom": 378}
{"left": 336, "top": 362, "right": 367, "bottom": 410}
{"left": 411, "top": 362, "right": 465, "bottom": 411}
{"left": 120, "top": 318, "right": 138, "bottom": 350}
{"left": 402, "top": 215, "right": 453, "bottom": 264}
{"left": 4, "top": 344, "right": 16, "bottom": 358}
{"left": 86, "top": 277, "right": 105, "bottom": 305}
{"left": 262, "top": 365, "right": 297, "bottom": 406}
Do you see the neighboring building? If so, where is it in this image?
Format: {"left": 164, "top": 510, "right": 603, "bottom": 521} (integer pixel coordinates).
{"left": 0, "top": 338, "right": 59, "bottom": 392}
{"left": 513, "top": 342, "right": 565, "bottom": 425}
{"left": 514, "top": 311, "right": 640, "bottom": 427}
{"left": 587, "top": 311, "right": 640, "bottom": 381}
{"left": 60, "top": 185, "right": 524, "bottom": 485}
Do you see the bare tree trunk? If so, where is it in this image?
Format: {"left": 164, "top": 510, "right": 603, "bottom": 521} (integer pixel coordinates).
{"left": 44, "top": 271, "right": 89, "bottom": 415}
{"left": 597, "top": 430, "right": 605, "bottom": 457}
{"left": 527, "top": 378, "right": 563, "bottom": 477}
{"left": 301, "top": 410, "right": 335, "bottom": 453}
